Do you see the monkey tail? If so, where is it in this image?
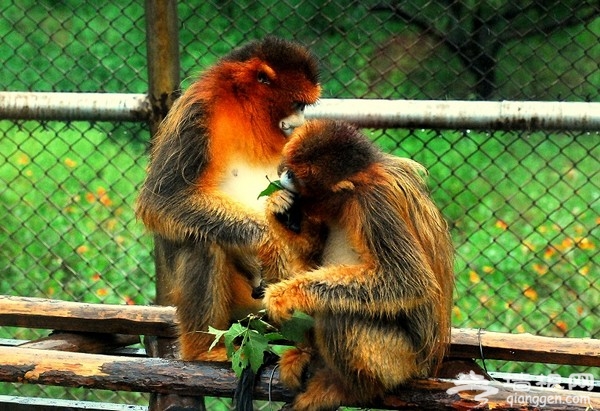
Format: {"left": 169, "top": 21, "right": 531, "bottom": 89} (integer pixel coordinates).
{"left": 233, "top": 352, "right": 279, "bottom": 411}
{"left": 233, "top": 366, "right": 256, "bottom": 411}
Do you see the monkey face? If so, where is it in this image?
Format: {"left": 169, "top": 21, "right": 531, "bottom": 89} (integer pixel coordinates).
{"left": 279, "top": 168, "right": 299, "bottom": 193}
{"left": 279, "top": 120, "right": 381, "bottom": 199}
{"left": 222, "top": 37, "right": 321, "bottom": 137}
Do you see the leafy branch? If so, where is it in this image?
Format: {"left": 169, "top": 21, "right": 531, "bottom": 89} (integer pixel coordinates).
{"left": 208, "top": 310, "right": 314, "bottom": 378}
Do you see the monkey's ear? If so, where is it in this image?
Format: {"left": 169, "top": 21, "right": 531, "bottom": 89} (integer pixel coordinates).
{"left": 256, "top": 63, "right": 276, "bottom": 85}
{"left": 332, "top": 180, "right": 355, "bottom": 193}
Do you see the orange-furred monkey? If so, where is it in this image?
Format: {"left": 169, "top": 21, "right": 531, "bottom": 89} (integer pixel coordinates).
{"left": 260, "top": 120, "right": 454, "bottom": 411}
{"left": 136, "top": 37, "right": 321, "bottom": 361}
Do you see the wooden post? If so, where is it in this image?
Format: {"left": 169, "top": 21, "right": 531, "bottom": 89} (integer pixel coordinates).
{"left": 144, "top": 0, "right": 181, "bottom": 307}
{"left": 144, "top": 2, "right": 200, "bottom": 410}
{"left": 145, "top": 0, "right": 180, "bottom": 136}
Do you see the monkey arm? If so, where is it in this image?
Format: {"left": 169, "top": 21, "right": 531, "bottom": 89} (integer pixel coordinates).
{"left": 259, "top": 190, "right": 327, "bottom": 283}
{"left": 264, "top": 262, "right": 436, "bottom": 325}
{"left": 136, "top": 103, "right": 266, "bottom": 246}
{"left": 137, "top": 184, "right": 265, "bottom": 245}
{"left": 267, "top": 192, "right": 325, "bottom": 259}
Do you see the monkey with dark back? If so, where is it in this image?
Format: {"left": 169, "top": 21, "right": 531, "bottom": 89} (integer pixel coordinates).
{"left": 260, "top": 120, "right": 455, "bottom": 411}
{"left": 136, "top": 37, "right": 321, "bottom": 361}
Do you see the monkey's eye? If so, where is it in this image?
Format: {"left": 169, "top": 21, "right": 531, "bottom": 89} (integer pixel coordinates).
{"left": 293, "top": 102, "right": 306, "bottom": 112}
{"left": 257, "top": 71, "right": 271, "bottom": 85}
{"left": 279, "top": 169, "right": 298, "bottom": 193}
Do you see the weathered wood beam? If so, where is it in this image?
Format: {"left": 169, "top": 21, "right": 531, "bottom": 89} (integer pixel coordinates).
{"left": 18, "top": 332, "right": 140, "bottom": 354}
{"left": 0, "top": 295, "right": 176, "bottom": 337}
{"left": 1, "top": 295, "right": 599, "bottom": 366}
{"left": 449, "top": 328, "right": 600, "bottom": 367}
{"left": 0, "top": 347, "right": 597, "bottom": 410}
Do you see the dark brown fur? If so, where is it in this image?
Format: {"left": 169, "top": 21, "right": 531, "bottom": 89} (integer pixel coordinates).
{"left": 260, "top": 120, "right": 454, "bottom": 410}
{"left": 136, "top": 37, "right": 320, "bottom": 361}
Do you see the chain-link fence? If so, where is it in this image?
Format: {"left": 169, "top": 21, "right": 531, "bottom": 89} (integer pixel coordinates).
{"left": 1, "top": 0, "right": 598, "bottom": 407}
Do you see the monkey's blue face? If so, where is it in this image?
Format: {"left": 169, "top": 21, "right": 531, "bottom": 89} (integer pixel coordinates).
{"left": 279, "top": 168, "right": 299, "bottom": 193}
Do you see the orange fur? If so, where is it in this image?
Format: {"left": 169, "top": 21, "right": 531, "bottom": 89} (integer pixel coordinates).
{"left": 136, "top": 37, "right": 320, "bottom": 361}
{"left": 278, "top": 346, "right": 314, "bottom": 390}
{"left": 260, "top": 120, "right": 454, "bottom": 410}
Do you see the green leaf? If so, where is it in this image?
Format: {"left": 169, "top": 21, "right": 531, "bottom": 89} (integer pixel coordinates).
{"left": 264, "top": 331, "right": 285, "bottom": 342}
{"left": 279, "top": 310, "right": 315, "bottom": 343}
{"left": 207, "top": 326, "right": 228, "bottom": 352}
{"left": 224, "top": 323, "right": 247, "bottom": 358}
{"left": 231, "top": 348, "right": 249, "bottom": 378}
{"left": 257, "top": 179, "right": 283, "bottom": 199}
{"left": 246, "top": 331, "right": 269, "bottom": 373}
{"left": 248, "top": 316, "right": 275, "bottom": 334}
{"left": 211, "top": 311, "right": 311, "bottom": 378}
{"left": 269, "top": 344, "right": 294, "bottom": 356}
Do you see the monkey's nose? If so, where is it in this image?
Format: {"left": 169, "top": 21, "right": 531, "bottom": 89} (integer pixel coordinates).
{"left": 251, "top": 282, "right": 266, "bottom": 299}
{"left": 280, "top": 121, "right": 295, "bottom": 136}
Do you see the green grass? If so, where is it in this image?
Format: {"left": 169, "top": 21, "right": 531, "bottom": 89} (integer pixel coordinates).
{"left": 0, "top": 120, "right": 154, "bottom": 306}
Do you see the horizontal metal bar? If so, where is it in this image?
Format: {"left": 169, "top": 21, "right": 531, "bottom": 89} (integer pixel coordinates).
{"left": 307, "top": 99, "right": 600, "bottom": 131}
{"left": 0, "top": 395, "right": 146, "bottom": 411}
{"left": 1, "top": 92, "right": 599, "bottom": 131}
{"left": 0, "top": 92, "right": 151, "bottom": 122}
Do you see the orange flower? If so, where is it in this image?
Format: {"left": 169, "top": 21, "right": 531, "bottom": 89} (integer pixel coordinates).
{"left": 521, "top": 240, "right": 535, "bottom": 253}
{"left": 469, "top": 270, "right": 480, "bottom": 284}
{"left": 543, "top": 247, "right": 556, "bottom": 259}
{"left": 577, "top": 237, "right": 595, "bottom": 250}
{"left": 532, "top": 263, "right": 548, "bottom": 276}
{"left": 495, "top": 220, "right": 508, "bottom": 230}
{"left": 76, "top": 245, "right": 89, "bottom": 254}
{"left": 523, "top": 287, "right": 538, "bottom": 301}
{"left": 64, "top": 158, "right": 77, "bottom": 168}
{"left": 554, "top": 320, "right": 568, "bottom": 334}
{"left": 452, "top": 306, "right": 461, "bottom": 316}
{"left": 17, "top": 154, "right": 29, "bottom": 165}
{"left": 99, "top": 193, "right": 113, "bottom": 207}
{"left": 559, "top": 237, "right": 574, "bottom": 250}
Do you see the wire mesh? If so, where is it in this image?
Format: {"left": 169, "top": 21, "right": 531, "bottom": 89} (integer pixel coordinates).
{"left": 0, "top": 0, "right": 598, "bottom": 407}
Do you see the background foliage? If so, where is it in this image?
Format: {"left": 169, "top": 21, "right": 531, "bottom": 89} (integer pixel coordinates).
{"left": 0, "top": 0, "right": 598, "bottom": 406}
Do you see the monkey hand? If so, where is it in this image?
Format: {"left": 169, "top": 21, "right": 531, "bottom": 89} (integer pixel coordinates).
{"left": 264, "top": 280, "right": 304, "bottom": 324}
{"left": 267, "top": 188, "right": 295, "bottom": 214}
{"left": 267, "top": 189, "right": 303, "bottom": 233}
